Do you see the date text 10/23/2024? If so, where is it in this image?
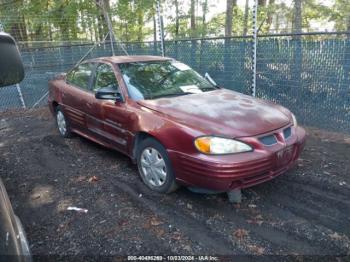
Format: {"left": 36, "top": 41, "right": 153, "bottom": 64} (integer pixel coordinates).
{"left": 127, "top": 255, "right": 219, "bottom": 261}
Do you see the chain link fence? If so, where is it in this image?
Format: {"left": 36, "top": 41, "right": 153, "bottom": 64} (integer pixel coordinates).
{"left": 0, "top": 33, "right": 349, "bottom": 133}
{"left": 256, "top": 33, "right": 350, "bottom": 132}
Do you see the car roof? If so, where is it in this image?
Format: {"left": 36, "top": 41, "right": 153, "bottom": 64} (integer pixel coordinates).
{"left": 86, "top": 55, "right": 173, "bottom": 64}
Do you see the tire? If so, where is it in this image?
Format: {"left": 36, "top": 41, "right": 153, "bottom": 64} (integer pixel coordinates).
{"left": 136, "top": 137, "right": 178, "bottom": 193}
{"left": 55, "top": 106, "right": 73, "bottom": 138}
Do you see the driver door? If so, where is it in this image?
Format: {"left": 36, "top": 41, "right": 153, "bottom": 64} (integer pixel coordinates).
{"left": 90, "top": 63, "right": 128, "bottom": 152}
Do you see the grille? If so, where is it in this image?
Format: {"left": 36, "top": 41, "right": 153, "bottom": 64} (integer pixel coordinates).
{"left": 283, "top": 127, "right": 292, "bottom": 140}
{"left": 259, "top": 134, "right": 277, "bottom": 146}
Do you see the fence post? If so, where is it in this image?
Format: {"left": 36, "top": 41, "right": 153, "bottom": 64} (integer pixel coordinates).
{"left": 156, "top": 0, "right": 165, "bottom": 56}
{"left": 16, "top": 83, "right": 26, "bottom": 108}
{"left": 191, "top": 39, "right": 197, "bottom": 68}
{"left": 251, "top": 0, "right": 258, "bottom": 97}
{"left": 224, "top": 38, "right": 231, "bottom": 88}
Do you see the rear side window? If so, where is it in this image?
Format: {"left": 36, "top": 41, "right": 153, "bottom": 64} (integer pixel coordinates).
{"left": 67, "top": 63, "right": 93, "bottom": 90}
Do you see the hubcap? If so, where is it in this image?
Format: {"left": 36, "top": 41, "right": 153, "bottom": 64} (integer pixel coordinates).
{"left": 56, "top": 111, "right": 67, "bottom": 135}
{"left": 140, "top": 147, "right": 167, "bottom": 187}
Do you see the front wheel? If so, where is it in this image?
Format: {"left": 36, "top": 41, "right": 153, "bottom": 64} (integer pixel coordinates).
{"left": 136, "top": 137, "right": 178, "bottom": 193}
{"left": 55, "top": 106, "right": 72, "bottom": 138}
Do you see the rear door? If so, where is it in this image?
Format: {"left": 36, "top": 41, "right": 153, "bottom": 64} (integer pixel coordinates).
{"left": 62, "top": 63, "right": 95, "bottom": 130}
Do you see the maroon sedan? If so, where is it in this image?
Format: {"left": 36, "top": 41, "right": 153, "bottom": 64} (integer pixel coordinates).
{"left": 48, "top": 56, "right": 306, "bottom": 194}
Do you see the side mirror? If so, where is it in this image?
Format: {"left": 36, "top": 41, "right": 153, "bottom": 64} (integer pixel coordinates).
{"left": 204, "top": 72, "right": 217, "bottom": 87}
{"left": 0, "top": 32, "right": 25, "bottom": 87}
{"left": 95, "top": 89, "right": 123, "bottom": 102}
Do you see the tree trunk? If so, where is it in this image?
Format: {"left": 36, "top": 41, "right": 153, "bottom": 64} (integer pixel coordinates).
{"left": 175, "top": 0, "right": 179, "bottom": 39}
{"left": 97, "top": 14, "right": 105, "bottom": 41}
{"left": 342, "top": 11, "right": 350, "bottom": 85}
{"left": 95, "top": 0, "right": 109, "bottom": 41}
{"left": 225, "top": 0, "right": 234, "bottom": 37}
{"left": 19, "top": 14, "right": 28, "bottom": 41}
{"left": 200, "top": 0, "right": 208, "bottom": 70}
{"left": 125, "top": 22, "right": 129, "bottom": 42}
{"left": 347, "top": 11, "right": 350, "bottom": 32}
{"left": 190, "top": 0, "right": 196, "bottom": 37}
{"left": 224, "top": 0, "right": 237, "bottom": 88}
{"left": 47, "top": 0, "right": 52, "bottom": 41}
{"left": 202, "top": 0, "right": 208, "bottom": 38}
{"left": 292, "top": 0, "right": 303, "bottom": 97}
{"left": 266, "top": 0, "right": 275, "bottom": 32}
{"left": 243, "top": 0, "right": 249, "bottom": 36}
{"left": 153, "top": 16, "right": 158, "bottom": 55}
{"left": 258, "top": 0, "right": 267, "bottom": 6}
{"left": 137, "top": 9, "right": 144, "bottom": 41}
{"left": 293, "top": 0, "right": 302, "bottom": 33}
{"left": 7, "top": 0, "right": 28, "bottom": 42}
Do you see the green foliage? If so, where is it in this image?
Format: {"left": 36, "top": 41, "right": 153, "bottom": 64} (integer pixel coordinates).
{"left": 115, "top": 0, "right": 156, "bottom": 42}
{"left": 0, "top": 0, "right": 348, "bottom": 43}
{"left": 330, "top": 0, "right": 350, "bottom": 31}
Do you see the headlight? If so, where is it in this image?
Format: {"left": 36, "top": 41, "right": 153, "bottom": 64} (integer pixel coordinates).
{"left": 194, "top": 136, "right": 253, "bottom": 155}
{"left": 292, "top": 113, "right": 298, "bottom": 127}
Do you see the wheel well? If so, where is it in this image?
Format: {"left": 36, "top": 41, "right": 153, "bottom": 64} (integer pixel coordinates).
{"left": 131, "top": 132, "right": 155, "bottom": 162}
{"left": 52, "top": 101, "right": 59, "bottom": 111}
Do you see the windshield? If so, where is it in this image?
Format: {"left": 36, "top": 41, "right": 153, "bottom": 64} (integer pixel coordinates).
{"left": 119, "top": 61, "right": 217, "bottom": 100}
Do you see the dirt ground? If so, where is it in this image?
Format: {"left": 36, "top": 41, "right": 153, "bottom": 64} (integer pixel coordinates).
{"left": 0, "top": 108, "right": 350, "bottom": 260}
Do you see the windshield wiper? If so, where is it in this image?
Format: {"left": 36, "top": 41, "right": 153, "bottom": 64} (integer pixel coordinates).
{"left": 152, "top": 92, "right": 192, "bottom": 99}
{"left": 201, "top": 87, "right": 218, "bottom": 91}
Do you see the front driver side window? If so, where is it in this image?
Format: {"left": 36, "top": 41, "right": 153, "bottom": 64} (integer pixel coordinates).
{"left": 67, "top": 63, "right": 93, "bottom": 90}
{"left": 93, "top": 63, "right": 119, "bottom": 93}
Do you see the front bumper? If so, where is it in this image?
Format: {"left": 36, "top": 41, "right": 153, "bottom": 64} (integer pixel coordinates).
{"left": 169, "top": 126, "right": 306, "bottom": 191}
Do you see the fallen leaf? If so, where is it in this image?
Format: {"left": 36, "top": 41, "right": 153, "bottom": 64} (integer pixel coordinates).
{"left": 88, "top": 176, "right": 99, "bottom": 183}
{"left": 118, "top": 220, "right": 128, "bottom": 227}
{"left": 234, "top": 229, "right": 248, "bottom": 240}
{"left": 187, "top": 203, "right": 193, "bottom": 209}
{"left": 183, "top": 245, "right": 192, "bottom": 252}
{"left": 247, "top": 219, "right": 263, "bottom": 226}
{"left": 247, "top": 244, "right": 265, "bottom": 255}
{"left": 142, "top": 222, "right": 151, "bottom": 229}
{"left": 248, "top": 204, "right": 257, "bottom": 208}
{"left": 154, "top": 227, "right": 165, "bottom": 237}
{"left": 31, "top": 194, "right": 41, "bottom": 200}
{"left": 150, "top": 217, "right": 163, "bottom": 226}
{"left": 171, "top": 232, "right": 182, "bottom": 240}
{"left": 329, "top": 232, "right": 342, "bottom": 241}
{"left": 76, "top": 175, "right": 86, "bottom": 182}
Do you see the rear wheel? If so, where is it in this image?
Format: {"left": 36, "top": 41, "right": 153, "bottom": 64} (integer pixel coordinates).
{"left": 55, "top": 106, "right": 72, "bottom": 138}
{"left": 137, "top": 137, "right": 178, "bottom": 193}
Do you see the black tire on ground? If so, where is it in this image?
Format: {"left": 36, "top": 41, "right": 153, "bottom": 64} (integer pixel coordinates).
{"left": 136, "top": 137, "right": 179, "bottom": 193}
{"left": 55, "top": 105, "right": 73, "bottom": 138}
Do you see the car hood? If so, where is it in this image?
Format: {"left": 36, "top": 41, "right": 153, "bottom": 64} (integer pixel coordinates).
{"left": 138, "top": 89, "right": 291, "bottom": 137}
